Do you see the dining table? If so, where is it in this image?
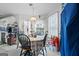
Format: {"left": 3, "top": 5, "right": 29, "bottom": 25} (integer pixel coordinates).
{"left": 30, "top": 37, "right": 44, "bottom": 56}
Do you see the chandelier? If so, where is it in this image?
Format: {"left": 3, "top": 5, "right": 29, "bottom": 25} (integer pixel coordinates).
{"left": 30, "top": 16, "right": 36, "bottom": 21}
{"left": 29, "top": 4, "right": 36, "bottom": 21}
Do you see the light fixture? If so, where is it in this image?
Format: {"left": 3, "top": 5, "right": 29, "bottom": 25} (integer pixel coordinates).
{"left": 30, "top": 16, "right": 36, "bottom": 21}
{"left": 29, "top": 4, "right": 36, "bottom": 21}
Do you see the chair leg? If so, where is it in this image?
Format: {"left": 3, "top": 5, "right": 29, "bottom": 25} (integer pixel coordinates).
{"left": 33, "top": 50, "right": 35, "bottom": 56}
{"left": 24, "top": 50, "right": 31, "bottom": 56}
{"left": 24, "top": 51, "right": 27, "bottom": 56}
{"left": 42, "top": 49, "right": 44, "bottom": 56}
{"left": 45, "top": 47, "right": 47, "bottom": 53}
{"left": 20, "top": 49, "right": 23, "bottom": 56}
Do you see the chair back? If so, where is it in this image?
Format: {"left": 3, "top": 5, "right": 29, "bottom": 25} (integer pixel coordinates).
{"left": 43, "top": 34, "right": 48, "bottom": 47}
{"left": 18, "top": 34, "right": 31, "bottom": 48}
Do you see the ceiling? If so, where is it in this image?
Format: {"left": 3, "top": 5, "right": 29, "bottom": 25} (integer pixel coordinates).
{"left": 0, "top": 3, "right": 61, "bottom": 18}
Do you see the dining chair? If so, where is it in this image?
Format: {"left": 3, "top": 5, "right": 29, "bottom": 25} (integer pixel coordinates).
{"left": 37, "top": 34, "right": 48, "bottom": 56}
{"left": 18, "top": 34, "right": 33, "bottom": 56}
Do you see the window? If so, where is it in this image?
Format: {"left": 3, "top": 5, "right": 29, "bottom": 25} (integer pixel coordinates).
{"left": 48, "top": 12, "right": 59, "bottom": 37}
{"left": 35, "top": 20, "right": 44, "bottom": 36}
{"left": 24, "top": 21, "right": 31, "bottom": 35}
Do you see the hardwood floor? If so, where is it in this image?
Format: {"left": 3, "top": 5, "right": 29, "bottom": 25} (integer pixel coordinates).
{"left": 0, "top": 44, "right": 60, "bottom": 56}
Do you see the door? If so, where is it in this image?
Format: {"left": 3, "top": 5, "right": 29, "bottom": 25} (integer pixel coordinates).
{"left": 1, "top": 32, "right": 6, "bottom": 44}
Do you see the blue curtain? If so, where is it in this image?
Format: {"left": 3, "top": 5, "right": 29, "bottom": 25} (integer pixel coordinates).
{"left": 60, "top": 3, "right": 79, "bottom": 56}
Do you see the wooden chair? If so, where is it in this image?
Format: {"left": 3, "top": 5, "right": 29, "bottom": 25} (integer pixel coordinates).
{"left": 18, "top": 34, "right": 33, "bottom": 56}
{"left": 37, "top": 34, "right": 48, "bottom": 56}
